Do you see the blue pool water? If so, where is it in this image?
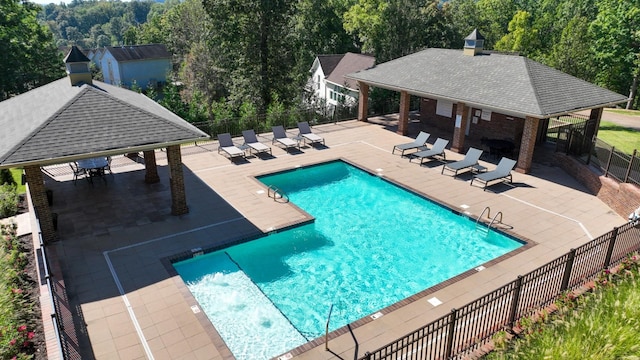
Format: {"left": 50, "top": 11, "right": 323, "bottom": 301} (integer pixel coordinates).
{"left": 174, "top": 161, "right": 523, "bottom": 360}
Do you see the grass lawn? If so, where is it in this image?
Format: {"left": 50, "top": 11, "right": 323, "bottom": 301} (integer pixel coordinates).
{"left": 597, "top": 121, "right": 640, "bottom": 155}
{"left": 605, "top": 108, "right": 640, "bottom": 117}
{"left": 9, "top": 168, "right": 26, "bottom": 194}
{"left": 488, "top": 258, "right": 640, "bottom": 359}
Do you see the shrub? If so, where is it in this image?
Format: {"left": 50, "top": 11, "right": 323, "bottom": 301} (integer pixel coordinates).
{"left": 0, "top": 169, "right": 15, "bottom": 186}
{"left": 0, "top": 223, "right": 37, "bottom": 359}
{"left": 0, "top": 184, "right": 19, "bottom": 218}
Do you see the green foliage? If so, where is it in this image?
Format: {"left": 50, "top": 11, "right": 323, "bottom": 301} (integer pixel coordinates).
{"left": 0, "top": 224, "right": 37, "bottom": 359}
{"left": 0, "top": 170, "right": 15, "bottom": 187}
{"left": 487, "top": 254, "right": 640, "bottom": 359}
{"left": 0, "top": 185, "right": 19, "bottom": 219}
{"left": 39, "top": 0, "right": 155, "bottom": 48}
{"left": 0, "top": 0, "right": 64, "bottom": 100}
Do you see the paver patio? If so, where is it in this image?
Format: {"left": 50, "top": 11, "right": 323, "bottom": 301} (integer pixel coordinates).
{"left": 35, "top": 120, "right": 625, "bottom": 359}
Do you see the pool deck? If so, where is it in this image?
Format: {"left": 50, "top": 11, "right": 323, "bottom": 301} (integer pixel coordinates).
{"left": 35, "top": 119, "right": 625, "bottom": 360}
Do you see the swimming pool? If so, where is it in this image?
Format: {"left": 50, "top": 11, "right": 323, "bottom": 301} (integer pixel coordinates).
{"left": 174, "top": 160, "right": 523, "bottom": 360}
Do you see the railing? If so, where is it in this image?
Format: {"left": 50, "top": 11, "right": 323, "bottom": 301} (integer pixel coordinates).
{"left": 588, "top": 138, "right": 640, "bottom": 186}
{"left": 548, "top": 114, "right": 597, "bottom": 156}
{"left": 189, "top": 105, "right": 358, "bottom": 139}
{"left": 35, "top": 225, "right": 65, "bottom": 360}
{"left": 360, "top": 220, "right": 640, "bottom": 360}
{"left": 33, "top": 205, "right": 82, "bottom": 359}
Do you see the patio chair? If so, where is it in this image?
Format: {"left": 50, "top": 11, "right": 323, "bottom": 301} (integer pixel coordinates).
{"left": 69, "top": 162, "right": 87, "bottom": 185}
{"left": 470, "top": 157, "right": 517, "bottom": 190}
{"left": 217, "top": 133, "right": 246, "bottom": 160}
{"left": 409, "top": 138, "right": 449, "bottom": 165}
{"left": 272, "top": 126, "right": 299, "bottom": 150}
{"left": 242, "top": 129, "right": 272, "bottom": 155}
{"left": 297, "top": 121, "right": 325, "bottom": 146}
{"left": 392, "top": 131, "right": 430, "bottom": 156}
{"left": 441, "top": 147, "right": 484, "bottom": 177}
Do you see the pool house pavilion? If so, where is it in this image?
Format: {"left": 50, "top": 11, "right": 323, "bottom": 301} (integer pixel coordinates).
{"left": 346, "top": 29, "right": 628, "bottom": 174}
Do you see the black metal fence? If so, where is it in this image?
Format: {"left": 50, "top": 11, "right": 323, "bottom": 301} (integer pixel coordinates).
{"left": 190, "top": 105, "right": 358, "bottom": 139}
{"left": 360, "top": 221, "right": 640, "bottom": 360}
{"left": 547, "top": 113, "right": 596, "bottom": 156}
{"left": 35, "top": 214, "right": 82, "bottom": 360}
{"left": 588, "top": 138, "right": 640, "bottom": 186}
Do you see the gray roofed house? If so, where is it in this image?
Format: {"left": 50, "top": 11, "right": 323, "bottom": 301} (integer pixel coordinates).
{"left": 0, "top": 45, "right": 209, "bottom": 242}
{"left": 345, "top": 29, "right": 628, "bottom": 174}
{"left": 100, "top": 44, "right": 173, "bottom": 90}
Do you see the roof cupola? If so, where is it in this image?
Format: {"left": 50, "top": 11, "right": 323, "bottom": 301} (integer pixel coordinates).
{"left": 463, "top": 29, "right": 485, "bottom": 56}
{"left": 63, "top": 46, "right": 92, "bottom": 86}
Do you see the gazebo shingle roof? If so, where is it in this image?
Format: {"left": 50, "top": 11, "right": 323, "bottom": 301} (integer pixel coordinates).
{"left": 346, "top": 48, "right": 628, "bottom": 118}
{"left": 0, "top": 78, "right": 209, "bottom": 168}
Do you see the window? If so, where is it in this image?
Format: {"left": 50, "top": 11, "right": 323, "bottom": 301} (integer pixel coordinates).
{"left": 317, "top": 75, "right": 320, "bottom": 90}
{"left": 436, "top": 100, "right": 453, "bottom": 118}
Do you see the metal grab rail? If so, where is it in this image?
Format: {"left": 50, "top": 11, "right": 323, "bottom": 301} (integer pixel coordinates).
{"left": 476, "top": 206, "right": 491, "bottom": 226}
{"left": 488, "top": 211, "right": 503, "bottom": 230}
{"left": 267, "top": 185, "right": 289, "bottom": 203}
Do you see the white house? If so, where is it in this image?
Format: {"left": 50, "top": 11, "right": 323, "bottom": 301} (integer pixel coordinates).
{"left": 309, "top": 53, "right": 375, "bottom": 108}
{"left": 100, "top": 44, "right": 172, "bottom": 90}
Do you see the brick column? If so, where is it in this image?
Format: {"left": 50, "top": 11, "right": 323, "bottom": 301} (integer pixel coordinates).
{"left": 397, "top": 91, "right": 410, "bottom": 136}
{"left": 166, "top": 145, "right": 189, "bottom": 215}
{"left": 588, "top": 107, "right": 604, "bottom": 139}
{"left": 516, "top": 116, "right": 540, "bottom": 174}
{"left": 357, "top": 81, "right": 369, "bottom": 122}
{"left": 24, "top": 165, "right": 56, "bottom": 243}
{"left": 143, "top": 150, "right": 160, "bottom": 184}
{"left": 451, "top": 102, "right": 470, "bottom": 153}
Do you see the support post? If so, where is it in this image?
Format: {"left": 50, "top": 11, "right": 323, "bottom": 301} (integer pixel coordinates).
{"left": 143, "top": 150, "right": 160, "bottom": 184}
{"left": 604, "top": 226, "right": 620, "bottom": 268}
{"left": 397, "top": 91, "right": 410, "bottom": 136}
{"left": 166, "top": 145, "right": 189, "bottom": 215}
{"left": 357, "top": 82, "right": 369, "bottom": 122}
{"left": 451, "top": 103, "right": 469, "bottom": 153}
{"left": 516, "top": 116, "right": 541, "bottom": 173}
{"left": 560, "top": 249, "right": 576, "bottom": 291}
{"left": 24, "top": 166, "right": 57, "bottom": 243}
{"left": 507, "top": 275, "right": 523, "bottom": 328}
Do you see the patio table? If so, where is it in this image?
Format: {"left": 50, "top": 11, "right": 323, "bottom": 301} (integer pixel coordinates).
{"left": 77, "top": 157, "right": 109, "bottom": 178}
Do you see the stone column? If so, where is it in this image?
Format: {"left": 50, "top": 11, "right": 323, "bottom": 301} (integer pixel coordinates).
{"left": 516, "top": 116, "right": 540, "bottom": 174}
{"left": 24, "top": 166, "right": 56, "bottom": 243}
{"left": 357, "top": 82, "right": 369, "bottom": 122}
{"left": 166, "top": 145, "right": 189, "bottom": 215}
{"left": 397, "top": 91, "right": 410, "bottom": 136}
{"left": 143, "top": 150, "right": 160, "bottom": 184}
{"left": 451, "top": 102, "right": 470, "bottom": 153}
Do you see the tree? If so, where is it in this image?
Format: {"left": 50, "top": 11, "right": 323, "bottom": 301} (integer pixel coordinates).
{"left": 590, "top": 0, "right": 640, "bottom": 108}
{"left": 202, "top": 0, "right": 297, "bottom": 114}
{"left": 494, "top": 10, "right": 540, "bottom": 55}
{"left": 0, "top": 0, "right": 64, "bottom": 100}
{"left": 546, "top": 16, "right": 595, "bottom": 81}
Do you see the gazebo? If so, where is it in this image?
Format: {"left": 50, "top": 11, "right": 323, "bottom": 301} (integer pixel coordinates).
{"left": 0, "top": 46, "right": 209, "bottom": 243}
{"left": 346, "top": 30, "right": 629, "bottom": 174}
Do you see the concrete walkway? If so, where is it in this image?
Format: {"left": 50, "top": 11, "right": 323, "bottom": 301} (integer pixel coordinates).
{"left": 36, "top": 120, "right": 625, "bottom": 360}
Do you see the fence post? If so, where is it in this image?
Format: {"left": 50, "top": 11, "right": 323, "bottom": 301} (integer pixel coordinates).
{"left": 507, "top": 275, "right": 523, "bottom": 328}
{"left": 560, "top": 248, "right": 576, "bottom": 291}
{"left": 566, "top": 129, "right": 573, "bottom": 155}
{"left": 444, "top": 308, "right": 457, "bottom": 358}
{"left": 604, "top": 146, "right": 615, "bottom": 177}
{"left": 586, "top": 137, "right": 595, "bottom": 165}
{"left": 624, "top": 149, "right": 637, "bottom": 183}
{"left": 604, "top": 226, "right": 620, "bottom": 268}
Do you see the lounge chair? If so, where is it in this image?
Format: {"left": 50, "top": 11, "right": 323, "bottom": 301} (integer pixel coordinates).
{"left": 272, "top": 126, "right": 299, "bottom": 150}
{"left": 242, "top": 129, "right": 272, "bottom": 155}
{"left": 297, "top": 121, "right": 325, "bottom": 146}
{"left": 441, "top": 147, "right": 484, "bottom": 177}
{"left": 392, "top": 131, "right": 430, "bottom": 156}
{"left": 470, "top": 157, "right": 517, "bottom": 190}
{"left": 217, "top": 133, "right": 245, "bottom": 160}
{"left": 409, "top": 138, "right": 449, "bottom": 165}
